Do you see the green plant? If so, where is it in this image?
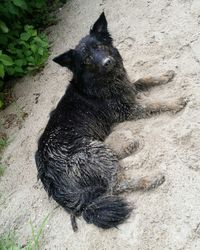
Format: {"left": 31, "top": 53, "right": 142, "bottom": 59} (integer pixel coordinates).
{"left": 0, "top": 232, "right": 19, "bottom": 250}
{"left": 27, "top": 215, "right": 49, "bottom": 250}
{"left": 6, "top": 25, "right": 49, "bottom": 77}
{"left": 0, "top": 0, "right": 65, "bottom": 108}
{"left": 0, "top": 214, "right": 50, "bottom": 250}
{"left": 0, "top": 137, "right": 8, "bottom": 152}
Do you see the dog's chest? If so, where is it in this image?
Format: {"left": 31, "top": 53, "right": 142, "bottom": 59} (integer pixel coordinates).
{"left": 105, "top": 89, "right": 136, "bottom": 122}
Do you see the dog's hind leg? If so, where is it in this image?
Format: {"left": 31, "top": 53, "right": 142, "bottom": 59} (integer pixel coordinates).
{"left": 134, "top": 70, "right": 175, "bottom": 92}
{"left": 113, "top": 172, "right": 165, "bottom": 195}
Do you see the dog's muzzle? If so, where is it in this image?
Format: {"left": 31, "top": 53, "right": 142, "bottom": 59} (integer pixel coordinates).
{"left": 102, "top": 57, "right": 115, "bottom": 72}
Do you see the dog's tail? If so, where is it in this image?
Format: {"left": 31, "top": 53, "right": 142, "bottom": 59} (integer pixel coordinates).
{"left": 82, "top": 194, "right": 131, "bottom": 229}
{"left": 51, "top": 183, "right": 131, "bottom": 230}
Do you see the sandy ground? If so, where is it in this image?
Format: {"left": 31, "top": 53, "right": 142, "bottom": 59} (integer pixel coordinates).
{"left": 1, "top": 0, "right": 200, "bottom": 249}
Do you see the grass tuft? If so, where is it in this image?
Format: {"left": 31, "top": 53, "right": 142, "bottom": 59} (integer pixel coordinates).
{"left": 0, "top": 164, "right": 6, "bottom": 177}
{"left": 0, "top": 136, "right": 8, "bottom": 153}
{"left": 0, "top": 214, "right": 50, "bottom": 250}
{"left": 0, "top": 232, "right": 19, "bottom": 250}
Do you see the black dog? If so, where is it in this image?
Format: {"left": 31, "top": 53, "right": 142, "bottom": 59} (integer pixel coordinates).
{"left": 35, "top": 12, "right": 186, "bottom": 231}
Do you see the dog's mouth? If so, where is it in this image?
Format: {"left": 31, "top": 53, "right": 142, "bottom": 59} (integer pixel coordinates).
{"left": 86, "top": 64, "right": 116, "bottom": 76}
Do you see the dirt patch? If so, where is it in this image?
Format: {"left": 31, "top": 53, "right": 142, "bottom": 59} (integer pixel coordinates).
{"left": 1, "top": 0, "right": 200, "bottom": 249}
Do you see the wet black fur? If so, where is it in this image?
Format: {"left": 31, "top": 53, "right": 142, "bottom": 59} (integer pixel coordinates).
{"left": 35, "top": 12, "right": 140, "bottom": 231}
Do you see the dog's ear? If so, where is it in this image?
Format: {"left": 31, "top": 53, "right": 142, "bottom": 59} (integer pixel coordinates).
{"left": 90, "top": 12, "right": 108, "bottom": 35}
{"left": 53, "top": 49, "right": 76, "bottom": 71}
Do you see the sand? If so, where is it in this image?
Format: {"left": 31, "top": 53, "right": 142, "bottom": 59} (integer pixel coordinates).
{"left": 1, "top": 0, "right": 200, "bottom": 249}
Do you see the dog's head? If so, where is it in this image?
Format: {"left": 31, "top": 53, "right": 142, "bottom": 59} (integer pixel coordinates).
{"left": 53, "top": 12, "right": 123, "bottom": 77}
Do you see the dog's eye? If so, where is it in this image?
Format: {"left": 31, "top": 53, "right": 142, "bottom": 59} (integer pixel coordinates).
{"left": 84, "top": 56, "right": 92, "bottom": 65}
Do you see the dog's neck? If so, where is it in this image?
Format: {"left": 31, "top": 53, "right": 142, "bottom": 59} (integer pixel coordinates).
{"left": 73, "top": 66, "right": 134, "bottom": 99}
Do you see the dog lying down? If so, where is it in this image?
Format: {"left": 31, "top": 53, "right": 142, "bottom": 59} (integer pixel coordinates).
{"left": 35, "top": 12, "right": 187, "bottom": 231}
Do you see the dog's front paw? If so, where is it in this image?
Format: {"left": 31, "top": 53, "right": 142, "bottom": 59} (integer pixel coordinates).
{"left": 162, "top": 70, "right": 176, "bottom": 83}
{"left": 172, "top": 97, "right": 188, "bottom": 113}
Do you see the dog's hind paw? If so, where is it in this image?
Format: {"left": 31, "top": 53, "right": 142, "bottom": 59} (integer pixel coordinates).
{"left": 143, "top": 172, "right": 165, "bottom": 191}
{"left": 118, "top": 139, "right": 139, "bottom": 160}
{"left": 113, "top": 172, "right": 165, "bottom": 194}
{"left": 105, "top": 130, "right": 140, "bottom": 160}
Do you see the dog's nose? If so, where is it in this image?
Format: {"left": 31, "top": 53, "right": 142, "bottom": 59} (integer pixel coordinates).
{"left": 102, "top": 57, "right": 114, "bottom": 70}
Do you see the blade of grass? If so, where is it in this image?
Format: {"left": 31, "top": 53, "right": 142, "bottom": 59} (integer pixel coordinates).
{"left": 30, "top": 212, "right": 50, "bottom": 250}
{"left": 0, "top": 164, "right": 6, "bottom": 176}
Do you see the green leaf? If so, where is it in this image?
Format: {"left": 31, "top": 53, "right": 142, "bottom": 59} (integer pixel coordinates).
{"left": 24, "top": 25, "right": 34, "bottom": 32}
{"left": 34, "top": 0, "right": 46, "bottom": 8}
{"left": 0, "top": 21, "right": 9, "bottom": 33}
{"left": 29, "top": 29, "right": 37, "bottom": 37}
{"left": 7, "top": 2, "right": 20, "bottom": 16}
{"left": 19, "top": 40, "right": 29, "bottom": 47}
{"left": 12, "top": 0, "right": 28, "bottom": 10}
{"left": 34, "top": 36, "right": 42, "bottom": 43}
{"left": 0, "top": 54, "right": 14, "bottom": 66}
{"left": 24, "top": 50, "right": 32, "bottom": 56}
{"left": 0, "top": 64, "right": 5, "bottom": 78}
{"left": 27, "top": 56, "right": 34, "bottom": 63}
{"left": 15, "top": 49, "right": 23, "bottom": 57}
{"left": 14, "top": 66, "right": 23, "bottom": 73}
{"left": 30, "top": 44, "right": 37, "bottom": 53}
{"left": 20, "top": 32, "right": 31, "bottom": 41}
{"left": 25, "top": 26, "right": 37, "bottom": 37}
{"left": 38, "top": 47, "right": 44, "bottom": 55}
{"left": 15, "top": 59, "right": 25, "bottom": 66}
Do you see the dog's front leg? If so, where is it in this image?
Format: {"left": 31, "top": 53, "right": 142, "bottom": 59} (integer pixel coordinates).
{"left": 127, "top": 98, "right": 187, "bottom": 120}
{"left": 133, "top": 70, "right": 175, "bottom": 91}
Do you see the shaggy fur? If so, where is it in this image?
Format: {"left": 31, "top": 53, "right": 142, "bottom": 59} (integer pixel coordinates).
{"left": 35, "top": 12, "right": 186, "bottom": 231}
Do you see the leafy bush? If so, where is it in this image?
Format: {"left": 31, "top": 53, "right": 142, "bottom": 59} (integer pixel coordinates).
{"left": 0, "top": 25, "right": 48, "bottom": 78}
{"left": 0, "top": 0, "right": 65, "bottom": 108}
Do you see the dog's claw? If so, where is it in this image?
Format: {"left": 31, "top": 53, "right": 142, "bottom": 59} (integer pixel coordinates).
{"left": 145, "top": 173, "right": 165, "bottom": 191}
{"left": 163, "top": 70, "right": 176, "bottom": 83}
